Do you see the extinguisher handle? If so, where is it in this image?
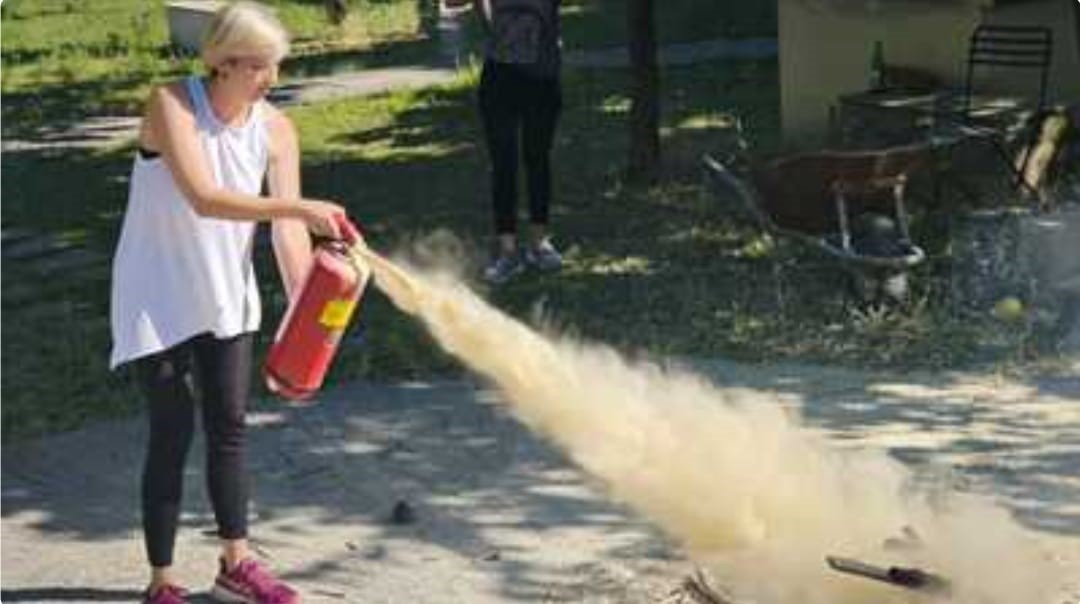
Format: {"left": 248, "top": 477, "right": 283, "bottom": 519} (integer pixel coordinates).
{"left": 336, "top": 214, "right": 362, "bottom": 246}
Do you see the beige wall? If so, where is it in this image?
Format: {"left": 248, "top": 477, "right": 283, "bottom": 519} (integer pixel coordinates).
{"left": 777, "top": 0, "right": 1077, "bottom": 145}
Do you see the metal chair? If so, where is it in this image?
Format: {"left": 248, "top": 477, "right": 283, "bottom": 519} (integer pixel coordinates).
{"left": 958, "top": 24, "right": 1053, "bottom": 191}
{"left": 963, "top": 24, "right": 1052, "bottom": 118}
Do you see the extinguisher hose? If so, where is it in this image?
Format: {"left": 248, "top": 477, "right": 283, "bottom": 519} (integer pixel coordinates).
{"left": 334, "top": 215, "right": 370, "bottom": 282}
{"left": 336, "top": 214, "right": 363, "bottom": 246}
{"left": 346, "top": 244, "right": 422, "bottom": 316}
{"left": 332, "top": 214, "right": 423, "bottom": 316}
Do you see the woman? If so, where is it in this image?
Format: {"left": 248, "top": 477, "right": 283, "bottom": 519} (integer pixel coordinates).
{"left": 109, "top": 3, "right": 347, "bottom": 603}
{"left": 474, "top": 0, "right": 564, "bottom": 284}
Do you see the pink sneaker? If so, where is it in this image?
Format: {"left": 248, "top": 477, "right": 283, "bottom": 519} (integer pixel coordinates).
{"left": 210, "top": 557, "right": 299, "bottom": 604}
{"left": 143, "top": 584, "right": 190, "bottom": 604}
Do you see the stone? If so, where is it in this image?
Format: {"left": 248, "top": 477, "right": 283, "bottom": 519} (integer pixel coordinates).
{"left": 389, "top": 500, "right": 416, "bottom": 525}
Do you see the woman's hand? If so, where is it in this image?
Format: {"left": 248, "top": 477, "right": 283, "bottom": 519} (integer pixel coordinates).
{"left": 296, "top": 199, "right": 346, "bottom": 239}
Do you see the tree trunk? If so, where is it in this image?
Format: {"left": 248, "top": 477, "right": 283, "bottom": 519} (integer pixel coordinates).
{"left": 325, "top": 0, "right": 347, "bottom": 25}
{"left": 627, "top": 0, "right": 660, "bottom": 181}
{"left": 1074, "top": 0, "right": 1080, "bottom": 64}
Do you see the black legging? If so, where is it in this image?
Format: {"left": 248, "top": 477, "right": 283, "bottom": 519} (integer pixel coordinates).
{"left": 135, "top": 332, "right": 253, "bottom": 568}
{"left": 478, "top": 60, "right": 562, "bottom": 236}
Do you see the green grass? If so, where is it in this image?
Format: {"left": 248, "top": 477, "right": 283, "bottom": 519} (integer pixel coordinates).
{"left": 0, "top": 0, "right": 429, "bottom": 138}
{"left": 286, "top": 60, "right": 1024, "bottom": 378}
{"left": 453, "top": 1, "right": 777, "bottom": 66}
{"left": 1, "top": 142, "right": 140, "bottom": 437}
{"left": 4, "top": 2, "right": 1064, "bottom": 443}
{"left": 269, "top": 0, "right": 433, "bottom": 48}
{"left": 3, "top": 56, "right": 1053, "bottom": 442}
{"left": 1, "top": 0, "right": 775, "bottom": 138}
{"left": 559, "top": 0, "right": 776, "bottom": 48}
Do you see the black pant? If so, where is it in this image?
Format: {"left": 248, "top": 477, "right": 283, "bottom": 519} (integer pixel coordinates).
{"left": 479, "top": 60, "right": 562, "bottom": 236}
{"left": 135, "top": 332, "right": 253, "bottom": 567}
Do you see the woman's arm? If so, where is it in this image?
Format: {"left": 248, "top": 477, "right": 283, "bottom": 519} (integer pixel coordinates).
{"left": 265, "top": 107, "right": 313, "bottom": 300}
{"left": 144, "top": 82, "right": 343, "bottom": 238}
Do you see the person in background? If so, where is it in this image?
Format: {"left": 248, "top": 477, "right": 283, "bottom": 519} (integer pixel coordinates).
{"left": 109, "top": 3, "right": 351, "bottom": 603}
{"left": 473, "top": 0, "right": 564, "bottom": 284}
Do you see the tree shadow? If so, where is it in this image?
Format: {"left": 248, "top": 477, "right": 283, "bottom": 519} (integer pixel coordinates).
{"left": 1, "top": 75, "right": 149, "bottom": 140}
{"left": 0, "top": 145, "right": 130, "bottom": 241}
{"left": 282, "top": 36, "right": 442, "bottom": 79}
{"left": 0, "top": 588, "right": 145, "bottom": 602}
{"left": 1, "top": 378, "right": 681, "bottom": 601}
{"left": 0, "top": 587, "right": 226, "bottom": 603}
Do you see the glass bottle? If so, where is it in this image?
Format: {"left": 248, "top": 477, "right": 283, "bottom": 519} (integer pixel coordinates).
{"left": 869, "top": 40, "right": 886, "bottom": 91}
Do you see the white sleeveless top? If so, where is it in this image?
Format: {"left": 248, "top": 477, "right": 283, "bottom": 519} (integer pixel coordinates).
{"left": 110, "top": 76, "right": 270, "bottom": 368}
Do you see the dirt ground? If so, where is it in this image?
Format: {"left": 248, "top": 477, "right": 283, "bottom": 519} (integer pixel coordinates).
{"left": 2, "top": 358, "right": 1077, "bottom": 603}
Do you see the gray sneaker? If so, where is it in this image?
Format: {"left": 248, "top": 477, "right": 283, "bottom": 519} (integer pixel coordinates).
{"left": 483, "top": 252, "right": 525, "bottom": 284}
{"left": 525, "top": 239, "right": 563, "bottom": 272}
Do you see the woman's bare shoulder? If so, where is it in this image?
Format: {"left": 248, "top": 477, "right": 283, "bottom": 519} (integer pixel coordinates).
{"left": 262, "top": 103, "right": 292, "bottom": 126}
{"left": 262, "top": 103, "right": 297, "bottom": 139}
{"left": 140, "top": 80, "right": 198, "bottom": 148}
{"left": 147, "top": 79, "right": 196, "bottom": 115}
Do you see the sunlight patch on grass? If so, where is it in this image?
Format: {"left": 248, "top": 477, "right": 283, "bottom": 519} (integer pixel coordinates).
{"left": 560, "top": 3, "right": 589, "bottom": 17}
{"left": 55, "top": 228, "right": 92, "bottom": 246}
{"left": 736, "top": 235, "right": 776, "bottom": 259}
{"left": 570, "top": 254, "right": 656, "bottom": 276}
{"left": 675, "top": 112, "right": 742, "bottom": 132}
{"left": 289, "top": 77, "right": 479, "bottom": 162}
{"left": 275, "top": 0, "right": 423, "bottom": 49}
{"left": 358, "top": 140, "right": 473, "bottom": 162}
{"left": 661, "top": 224, "right": 743, "bottom": 247}
{"left": 598, "top": 95, "right": 632, "bottom": 115}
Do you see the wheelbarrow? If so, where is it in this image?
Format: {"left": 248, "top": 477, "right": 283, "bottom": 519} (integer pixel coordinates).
{"left": 703, "top": 142, "right": 932, "bottom": 303}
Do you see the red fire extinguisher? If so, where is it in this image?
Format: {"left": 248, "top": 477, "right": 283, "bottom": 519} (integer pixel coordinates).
{"left": 264, "top": 216, "right": 370, "bottom": 402}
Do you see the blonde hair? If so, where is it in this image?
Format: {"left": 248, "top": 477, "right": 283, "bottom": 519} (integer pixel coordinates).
{"left": 201, "top": 2, "right": 290, "bottom": 70}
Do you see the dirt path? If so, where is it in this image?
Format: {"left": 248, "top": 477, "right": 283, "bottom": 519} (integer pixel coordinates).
{"left": 2, "top": 359, "right": 1076, "bottom": 603}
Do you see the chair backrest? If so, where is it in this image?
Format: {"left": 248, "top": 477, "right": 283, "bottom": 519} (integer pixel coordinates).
{"left": 964, "top": 25, "right": 1053, "bottom": 116}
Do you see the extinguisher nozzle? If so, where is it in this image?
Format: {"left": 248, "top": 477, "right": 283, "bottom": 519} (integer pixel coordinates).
{"left": 336, "top": 215, "right": 363, "bottom": 246}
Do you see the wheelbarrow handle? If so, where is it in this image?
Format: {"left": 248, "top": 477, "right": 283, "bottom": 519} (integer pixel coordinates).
{"left": 702, "top": 153, "right": 774, "bottom": 232}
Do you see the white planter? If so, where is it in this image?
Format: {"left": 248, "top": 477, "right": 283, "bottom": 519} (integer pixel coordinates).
{"left": 166, "top": 1, "right": 223, "bottom": 54}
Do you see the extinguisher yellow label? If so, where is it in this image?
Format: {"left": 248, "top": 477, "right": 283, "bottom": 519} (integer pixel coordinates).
{"left": 319, "top": 299, "right": 356, "bottom": 330}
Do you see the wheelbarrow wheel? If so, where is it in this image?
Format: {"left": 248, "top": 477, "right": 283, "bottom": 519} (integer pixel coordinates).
{"left": 849, "top": 268, "right": 910, "bottom": 304}
{"left": 849, "top": 269, "right": 877, "bottom": 304}
{"left": 883, "top": 271, "right": 910, "bottom": 302}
